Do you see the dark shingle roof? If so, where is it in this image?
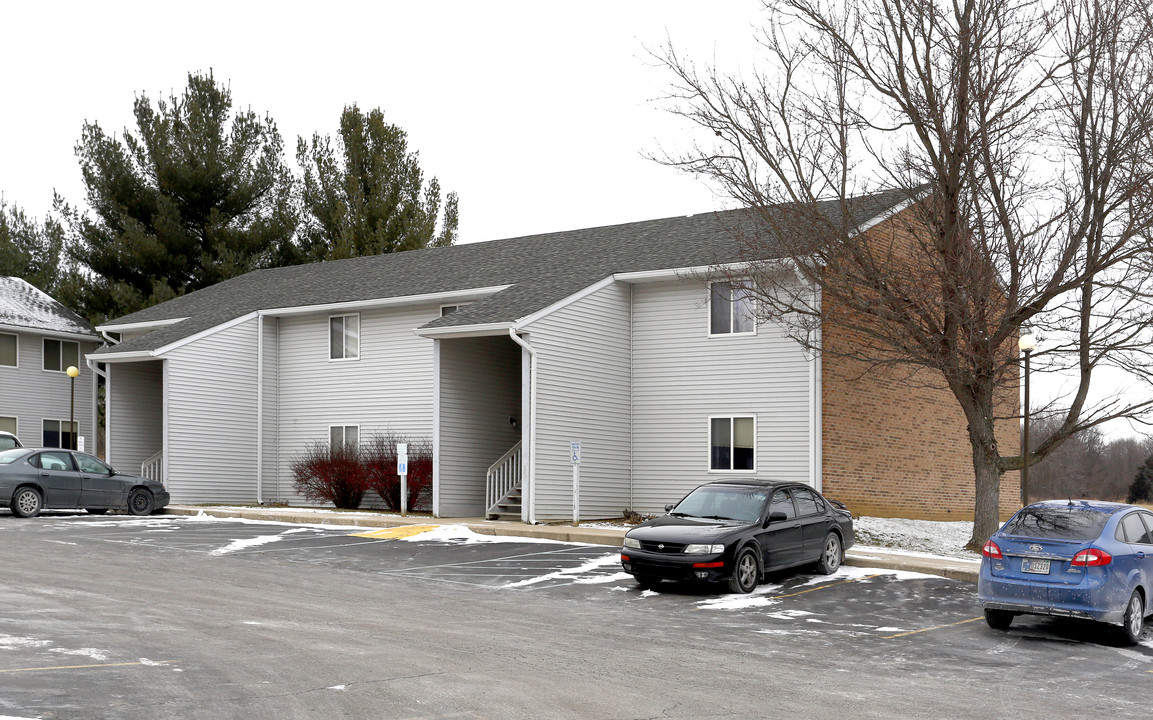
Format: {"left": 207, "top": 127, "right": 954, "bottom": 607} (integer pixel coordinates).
{"left": 95, "top": 189, "right": 910, "bottom": 355}
{"left": 0, "top": 277, "right": 98, "bottom": 337}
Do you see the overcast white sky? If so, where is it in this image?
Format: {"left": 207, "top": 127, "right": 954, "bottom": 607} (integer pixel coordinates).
{"left": 0, "top": 0, "right": 763, "bottom": 243}
{"left": 1, "top": 0, "right": 1146, "bottom": 439}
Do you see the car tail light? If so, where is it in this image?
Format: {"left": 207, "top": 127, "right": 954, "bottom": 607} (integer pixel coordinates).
{"left": 1071, "top": 548, "right": 1112, "bottom": 567}
{"left": 982, "top": 540, "right": 1002, "bottom": 559}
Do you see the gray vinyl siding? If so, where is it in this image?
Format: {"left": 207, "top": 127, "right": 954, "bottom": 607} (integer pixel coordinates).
{"left": 436, "top": 336, "right": 521, "bottom": 517}
{"left": 522, "top": 281, "right": 631, "bottom": 521}
{"left": 261, "top": 315, "right": 281, "bottom": 501}
{"left": 106, "top": 360, "right": 162, "bottom": 475}
{"left": 274, "top": 305, "right": 438, "bottom": 504}
{"left": 630, "top": 279, "right": 812, "bottom": 513}
{"left": 0, "top": 330, "right": 98, "bottom": 449}
{"left": 164, "top": 319, "right": 259, "bottom": 503}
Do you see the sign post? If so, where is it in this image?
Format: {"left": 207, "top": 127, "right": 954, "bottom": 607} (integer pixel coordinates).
{"left": 397, "top": 443, "right": 409, "bottom": 517}
{"left": 570, "top": 441, "right": 581, "bottom": 526}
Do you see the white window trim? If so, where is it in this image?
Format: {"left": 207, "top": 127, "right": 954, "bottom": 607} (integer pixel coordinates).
{"left": 0, "top": 332, "right": 17, "bottom": 369}
{"left": 328, "top": 424, "right": 360, "bottom": 449}
{"left": 41, "top": 338, "right": 81, "bottom": 373}
{"left": 707, "top": 280, "right": 758, "bottom": 338}
{"left": 0, "top": 415, "right": 18, "bottom": 437}
{"left": 328, "top": 313, "right": 361, "bottom": 362}
{"left": 41, "top": 418, "right": 78, "bottom": 449}
{"left": 706, "top": 414, "right": 757, "bottom": 473}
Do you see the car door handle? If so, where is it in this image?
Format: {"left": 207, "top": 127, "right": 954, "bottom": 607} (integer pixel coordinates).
{"left": 39, "top": 472, "right": 49, "bottom": 477}
{"left": 791, "top": 524, "right": 801, "bottom": 529}
{"left": 1139, "top": 552, "right": 1146, "bottom": 559}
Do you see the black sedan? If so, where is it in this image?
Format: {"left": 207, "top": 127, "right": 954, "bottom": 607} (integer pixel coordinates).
{"left": 0, "top": 448, "right": 170, "bottom": 518}
{"left": 620, "top": 479, "right": 854, "bottom": 593}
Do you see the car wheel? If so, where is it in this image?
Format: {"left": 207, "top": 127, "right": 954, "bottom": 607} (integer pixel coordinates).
{"left": 127, "top": 488, "right": 155, "bottom": 516}
{"left": 633, "top": 575, "right": 659, "bottom": 591}
{"left": 984, "top": 608, "right": 1013, "bottom": 631}
{"left": 816, "top": 532, "right": 843, "bottom": 575}
{"left": 727, "top": 546, "right": 760, "bottom": 594}
{"left": 86, "top": 508, "right": 108, "bottom": 515}
{"left": 10, "top": 487, "right": 43, "bottom": 518}
{"left": 1121, "top": 590, "right": 1145, "bottom": 646}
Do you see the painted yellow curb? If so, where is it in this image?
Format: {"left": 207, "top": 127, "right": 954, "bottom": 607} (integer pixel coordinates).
{"left": 350, "top": 525, "right": 439, "bottom": 540}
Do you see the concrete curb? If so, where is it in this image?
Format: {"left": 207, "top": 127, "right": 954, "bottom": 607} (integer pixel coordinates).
{"left": 163, "top": 505, "right": 980, "bottom": 583}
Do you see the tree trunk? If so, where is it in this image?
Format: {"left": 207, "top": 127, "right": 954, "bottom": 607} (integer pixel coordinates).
{"left": 966, "top": 413, "right": 1004, "bottom": 551}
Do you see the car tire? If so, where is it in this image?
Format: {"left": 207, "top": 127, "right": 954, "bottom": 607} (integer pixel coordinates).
{"left": 86, "top": 508, "right": 108, "bottom": 515}
{"left": 1121, "top": 590, "right": 1145, "bottom": 646}
{"left": 727, "top": 546, "right": 760, "bottom": 594}
{"left": 10, "top": 486, "right": 43, "bottom": 518}
{"left": 127, "top": 488, "right": 155, "bottom": 516}
{"left": 816, "top": 532, "right": 843, "bottom": 575}
{"left": 984, "top": 608, "right": 1013, "bottom": 631}
{"left": 633, "top": 575, "right": 659, "bottom": 591}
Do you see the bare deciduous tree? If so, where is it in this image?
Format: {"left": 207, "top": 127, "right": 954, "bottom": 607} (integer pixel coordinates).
{"left": 655, "top": 0, "right": 1153, "bottom": 548}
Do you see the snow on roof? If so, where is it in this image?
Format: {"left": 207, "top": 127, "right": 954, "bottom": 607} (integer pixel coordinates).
{"left": 0, "top": 277, "right": 98, "bottom": 337}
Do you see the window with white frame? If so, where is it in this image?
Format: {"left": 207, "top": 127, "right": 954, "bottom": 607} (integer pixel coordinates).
{"left": 0, "top": 333, "right": 16, "bottom": 367}
{"left": 709, "top": 280, "right": 756, "bottom": 335}
{"left": 43, "top": 338, "right": 80, "bottom": 372}
{"left": 42, "top": 419, "right": 77, "bottom": 449}
{"left": 330, "top": 425, "right": 359, "bottom": 451}
{"left": 710, "top": 416, "right": 755, "bottom": 471}
{"left": 0, "top": 416, "right": 16, "bottom": 435}
{"left": 329, "top": 314, "right": 360, "bottom": 360}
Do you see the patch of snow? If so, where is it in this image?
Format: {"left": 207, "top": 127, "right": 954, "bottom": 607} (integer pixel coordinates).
{"left": 610, "top": 586, "right": 629, "bottom": 592}
{"left": 854, "top": 516, "right": 979, "bottom": 560}
{"left": 0, "top": 635, "right": 51, "bottom": 650}
{"left": 696, "top": 584, "right": 785, "bottom": 611}
{"left": 764, "top": 609, "right": 815, "bottom": 619}
{"left": 49, "top": 647, "right": 109, "bottom": 661}
{"left": 875, "top": 627, "right": 902, "bottom": 632}
{"left": 0, "top": 715, "right": 44, "bottom": 720}
{"left": 400, "top": 524, "right": 561, "bottom": 545}
{"left": 502, "top": 554, "right": 622, "bottom": 588}
{"left": 327, "top": 685, "right": 347, "bottom": 691}
{"left": 210, "top": 529, "right": 303, "bottom": 556}
{"left": 796, "top": 566, "right": 941, "bottom": 585}
{"left": 638, "top": 590, "right": 659, "bottom": 598}
{"left": 138, "top": 658, "right": 165, "bottom": 666}
{"left": 573, "top": 572, "right": 633, "bottom": 585}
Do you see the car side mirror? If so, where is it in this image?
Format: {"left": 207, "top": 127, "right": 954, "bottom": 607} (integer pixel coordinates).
{"left": 664, "top": 504, "right": 675, "bottom": 513}
{"left": 764, "top": 511, "right": 787, "bottom": 527}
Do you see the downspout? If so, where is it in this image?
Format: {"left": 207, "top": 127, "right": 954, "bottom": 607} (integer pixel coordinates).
{"left": 508, "top": 328, "right": 537, "bottom": 524}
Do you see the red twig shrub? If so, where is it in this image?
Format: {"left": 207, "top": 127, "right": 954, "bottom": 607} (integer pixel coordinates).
{"left": 290, "top": 441, "right": 367, "bottom": 509}
{"left": 363, "top": 432, "right": 433, "bottom": 511}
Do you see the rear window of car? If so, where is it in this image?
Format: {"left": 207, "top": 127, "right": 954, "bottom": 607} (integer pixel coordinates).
{"left": 0, "top": 449, "right": 26, "bottom": 464}
{"left": 1003, "top": 507, "right": 1111, "bottom": 541}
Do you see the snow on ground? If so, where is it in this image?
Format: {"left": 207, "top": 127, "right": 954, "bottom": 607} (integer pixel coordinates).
{"left": 502, "top": 553, "right": 623, "bottom": 588}
{"left": 398, "top": 524, "right": 564, "bottom": 545}
{"left": 853, "top": 516, "right": 979, "bottom": 560}
{"left": 209, "top": 528, "right": 315, "bottom": 556}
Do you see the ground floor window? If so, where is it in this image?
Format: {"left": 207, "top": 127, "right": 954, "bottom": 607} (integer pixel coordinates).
{"left": 42, "top": 419, "right": 77, "bottom": 449}
{"left": 330, "top": 425, "right": 359, "bottom": 451}
{"left": 710, "top": 416, "right": 755, "bottom": 471}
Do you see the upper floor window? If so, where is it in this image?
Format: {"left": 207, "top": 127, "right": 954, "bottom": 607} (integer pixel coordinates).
{"left": 0, "top": 333, "right": 16, "bottom": 367}
{"left": 43, "top": 339, "right": 79, "bottom": 372}
{"left": 329, "top": 314, "right": 360, "bottom": 360}
{"left": 710, "top": 416, "right": 755, "bottom": 471}
{"left": 709, "top": 280, "right": 756, "bottom": 336}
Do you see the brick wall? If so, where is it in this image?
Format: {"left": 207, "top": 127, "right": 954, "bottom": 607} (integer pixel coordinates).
{"left": 820, "top": 214, "right": 1021, "bottom": 521}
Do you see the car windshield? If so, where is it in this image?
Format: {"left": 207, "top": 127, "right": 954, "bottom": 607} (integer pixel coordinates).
{"left": 672, "top": 485, "right": 770, "bottom": 523}
{"left": 1002, "top": 506, "right": 1111, "bottom": 541}
{"left": 0, "top": 448, "right": 26, "bottom": 465}
{"left": 0, "top": 437, "right": 19, "bottom": 450}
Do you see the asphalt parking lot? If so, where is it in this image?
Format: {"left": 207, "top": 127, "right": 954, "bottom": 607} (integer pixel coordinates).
{"left": 2, "top": 513, "right": 1151, "bottom": 719}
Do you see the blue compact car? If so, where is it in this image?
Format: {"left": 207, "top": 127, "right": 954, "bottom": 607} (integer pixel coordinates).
{"left": 978, "top": 500, "right": 1153, "bottom": 644}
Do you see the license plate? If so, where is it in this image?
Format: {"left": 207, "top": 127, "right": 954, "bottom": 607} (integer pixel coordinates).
{"left": 1022, "top": 558, "right": 1051, "bottom": 574}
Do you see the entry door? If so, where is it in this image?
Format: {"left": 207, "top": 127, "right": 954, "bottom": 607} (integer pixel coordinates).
{"left": 33, "top": 451, "right": 81, "bottom": 508}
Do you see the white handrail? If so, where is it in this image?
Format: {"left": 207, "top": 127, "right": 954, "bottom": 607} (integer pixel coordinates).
{"left": 141, "top": 450, "right": 164, "bottom": 486}
{"left": 486, "top": 441, "right": 522, "bottom": 515}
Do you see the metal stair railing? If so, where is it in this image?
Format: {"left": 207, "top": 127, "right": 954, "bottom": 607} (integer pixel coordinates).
{"left": 486, "top": 441, "right": 522, "bottom": 516}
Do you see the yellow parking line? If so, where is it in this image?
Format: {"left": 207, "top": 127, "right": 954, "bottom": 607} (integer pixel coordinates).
{"left": 768, "top": 574, "right": 883, "bottom": 601}
{"left": 883, "top": 617, "right": 984, "bottom": 639}
{"left": 0, "top": 660, "right": 175, "bottom": 674}
{"left": 350, "top": 525, "right": 438, "bottom": 540}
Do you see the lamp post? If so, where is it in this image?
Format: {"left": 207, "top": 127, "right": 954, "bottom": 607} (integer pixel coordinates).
{"left": 66, "top": 366, "right": 79, "bottom": 450}
{"left": 1018, "top": 332, "right": 1037, "bottom": 506}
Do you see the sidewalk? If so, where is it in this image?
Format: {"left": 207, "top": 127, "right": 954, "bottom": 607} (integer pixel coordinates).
{"left": 163, "top": 505, "right": 980, "bottom": 583}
